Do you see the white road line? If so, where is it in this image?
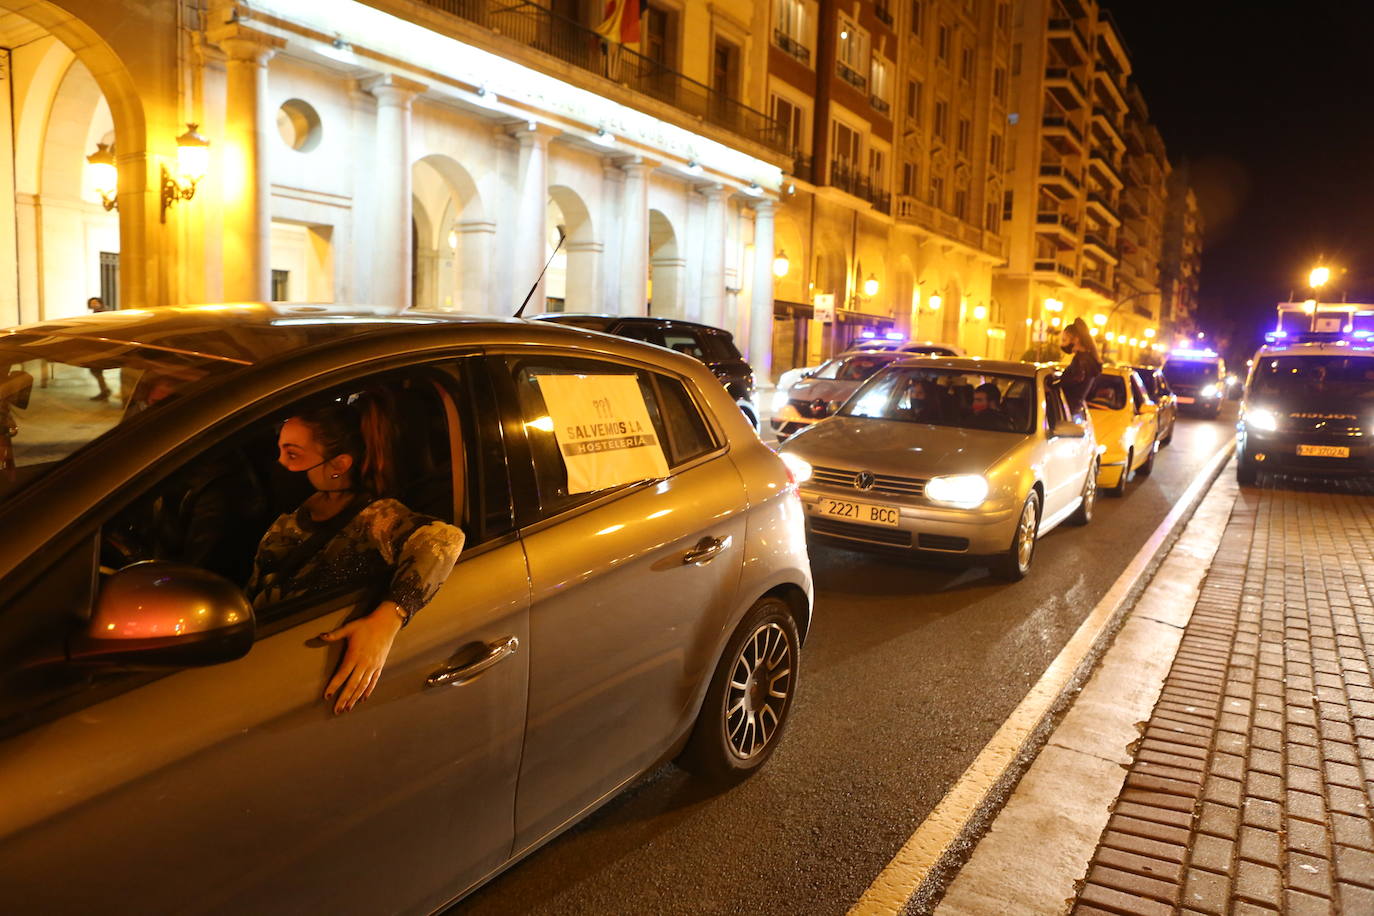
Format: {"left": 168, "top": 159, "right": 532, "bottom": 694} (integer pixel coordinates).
{"left": 849, "top": 439, "right": 1237, "bottom": 916}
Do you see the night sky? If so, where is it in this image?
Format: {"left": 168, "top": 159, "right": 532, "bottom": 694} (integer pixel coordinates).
{"left": 1107, "top": 2, "right": 1374, "bottom": 360}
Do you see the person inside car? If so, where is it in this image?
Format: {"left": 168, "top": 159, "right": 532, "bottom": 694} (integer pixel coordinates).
{"left": 968, "top": 382, "right": 1015, "bottom": 432}
{"left": 245, "top": 391, "right": 465, "bottom": 714}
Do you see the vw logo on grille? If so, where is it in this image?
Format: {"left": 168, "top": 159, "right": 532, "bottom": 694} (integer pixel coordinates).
{"left": 854, "top": 470, "right": 876, "bottom": 491}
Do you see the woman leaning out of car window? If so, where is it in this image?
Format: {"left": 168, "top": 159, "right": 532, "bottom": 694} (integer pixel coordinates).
{"left": 245, "top": 390, "right": 465, "bottom": 714}
{"left": 1058, "top": 317, "right": 1103, "bottom": 418}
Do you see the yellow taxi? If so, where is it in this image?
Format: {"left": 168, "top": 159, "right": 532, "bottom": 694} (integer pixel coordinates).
{"left": 1087, "top": 366, "right": 1160, "bottom": 496}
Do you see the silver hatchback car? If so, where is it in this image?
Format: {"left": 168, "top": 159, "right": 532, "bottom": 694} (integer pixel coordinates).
{"left": 0, "top": 306, "right": 811, "bottom": 913}
{"left": 778, "top": 358, "right": 1098, "bottom": 579}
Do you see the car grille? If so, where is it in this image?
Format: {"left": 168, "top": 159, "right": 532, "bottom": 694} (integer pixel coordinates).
{"left": 811, "top": 464, "right": 927, "bottom": 498}
{"left": 788, "top": 398, "right": 831, "bottom": 419}
{"left": 811, "top": 517, "right": 913, "bottom": 547}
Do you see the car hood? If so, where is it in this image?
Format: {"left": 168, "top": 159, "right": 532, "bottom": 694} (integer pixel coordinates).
{"left": 781, "top": 416, "right": 1021, "bottom": 477}
{"left": 786, "top": 378, "right": 863, "bottom": 403}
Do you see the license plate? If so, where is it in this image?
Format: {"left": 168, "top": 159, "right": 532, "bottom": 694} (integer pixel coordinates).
{"left": 1298, "top": 444, "right": 1350, "bottom": 458}
{"left": 1176, "top": 396, "right": 1195, "bottom": 404}
{"left": 815, "top": 497, "right": 901, "bottom": 527}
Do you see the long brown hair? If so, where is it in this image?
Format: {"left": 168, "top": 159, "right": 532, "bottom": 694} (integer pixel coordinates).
{"left": 293, "top": 390, "right": 397, "bottom": 496}
{"left": 1064, "top": 317, "right": 1100, "bottom": 362}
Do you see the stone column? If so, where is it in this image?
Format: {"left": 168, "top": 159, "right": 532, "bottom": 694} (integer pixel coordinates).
{"left": 363, "top": 74, "right": 426, "bottom": 310}
{"left": 618, "top": 158, "right": 651, "bottom": 316}
{"left": 509, "top": 122, "right": 557, "bottom": 313}
{"left": 698, "top": 183, "right": 729, "bottom": 327}
{"left": 599, "top": 162, "right": 625, "bottom": 314}
{"left": 212, "top": 26, "right": 284, "bottom": 302}
{"left": 748, "top": 199, "right": 777, "bottom": 385}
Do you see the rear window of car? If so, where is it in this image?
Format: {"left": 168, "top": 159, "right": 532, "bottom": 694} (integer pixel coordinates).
{"left": 1087, "top": 375, "right": 1128, "bottom": 411}
{"left": 698, "top": 332, "right": 740, "bottom": 361}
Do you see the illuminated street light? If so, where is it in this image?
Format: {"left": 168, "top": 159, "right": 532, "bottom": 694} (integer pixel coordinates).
{"left": 86, "top": 143, "right": 118, "bottom": 211}
{"left": 928, "top": 294, "right": 942, "bottom": 311}
{"left": 1049, "top": 315, "right": 1062, "bottom": 328}
{"left": 1092, "top": 313, "right": 1107, "bottom": 327}
{"left": 863, "top": 274, "right": 880, "bottom": 297}
{"left": 1196, "top": 331, "right": 1205, "bottom": 339}
{"left": 1144, "top": 327, "right": 1156, "bottom": 339}
{"left": 1044, "top": 297, "right": 1063, "bottom": 312}
{"left": 1310, "top": 266, "right": 1330, "bottom": 289}
{"left": 1105, "top": 331, "right": 1115, "bottom": 342}
{"left": 1089, "top": 327, "right": 1099, "bottom": 337}
{"left": 772, "top": 249, "right": 790, "bottom": 278}
{"left": 972, "top": 304, "right": 988, "bottom": 321}
{"left": 161, "top": 123, "right": 210, "bottom": 222}
{"left": 1303, "top": 299, "right": 1317, "bottom": 314}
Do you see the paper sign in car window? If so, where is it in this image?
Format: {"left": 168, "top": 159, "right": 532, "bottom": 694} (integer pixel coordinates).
{"left": 534, "top": 374, "right": 670, "bottom": 494}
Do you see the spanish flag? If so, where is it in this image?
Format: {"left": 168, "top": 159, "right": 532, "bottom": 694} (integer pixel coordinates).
{"left": 596, "top": 0, "right": 645, "bottom": 54}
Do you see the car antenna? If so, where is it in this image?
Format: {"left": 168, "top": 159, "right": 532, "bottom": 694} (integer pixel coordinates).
{"left": 514, "top": 224, "right": 567, "bottom": 318}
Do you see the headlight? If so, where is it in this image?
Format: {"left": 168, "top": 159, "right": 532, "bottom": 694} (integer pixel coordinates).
{"left": 1246, "top": 408, "right": 1279, "bottom": 432}
{"left": 779, "top": 451, "right": 813, "bottom": 484}
{"left": 1200, "top": 383, "right": 1219, "bottom": 398}
{"left": 771, "top": 389, "right": 790, "bottom": 411}
{"left": 926, "top": 474, "right": 989, "bottom": 508}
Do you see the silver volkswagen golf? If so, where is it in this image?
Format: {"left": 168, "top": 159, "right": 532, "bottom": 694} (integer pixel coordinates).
{"left": 778, "top": 357, "right": 1098, "bottom": 579}
{"left": 0, "top": 305, "right": 811, "bottom": 913}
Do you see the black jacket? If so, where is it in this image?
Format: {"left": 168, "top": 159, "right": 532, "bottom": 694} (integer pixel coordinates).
{"left": 1060, "top": 351, "right": 1102, "bottom": 415}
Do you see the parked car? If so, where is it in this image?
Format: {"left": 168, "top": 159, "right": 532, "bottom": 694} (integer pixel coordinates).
{"left": 1236, "top": 336, "right": 1374, "bottom": 484}
{"left": 778, "top": 357, "right": 1098, "bottom": 580}
{"left": 770, "top": 350, "right": 907, "bottom": 441}
{"left": 1087, "top": 366, "right": 1161, "bottom": 496}
{"left": 1132, "top": 365, "right": 1177, "bottom": 446}
{"left": 0, "top": 305, "right": 812, "bottom": 913}
{"left": 771, "top": 341, "right": 964, "bottom": 412}
{"left": 533, "top": 314, "right": 759, "bottom": 429}
{"left": 1161, "top": 348, "right": 1227, "bottom": 418}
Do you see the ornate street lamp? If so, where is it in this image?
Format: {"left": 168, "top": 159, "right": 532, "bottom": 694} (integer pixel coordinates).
{"left": 86, "top": 143, "right": 118, "bottom": 211}
{"left": 161, "top": 123, "right": 210, "bottom": 222}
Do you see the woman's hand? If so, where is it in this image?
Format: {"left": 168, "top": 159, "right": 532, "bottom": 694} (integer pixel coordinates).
{"left": 319, "top": 602, "right": 405, "bottom": 714}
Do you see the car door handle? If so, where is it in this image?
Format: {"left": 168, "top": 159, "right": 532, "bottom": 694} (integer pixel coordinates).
{"left": 682, "top": 535, "right": 728, "bottom": 566}
{"left": 426, "top": 635, "right": 519, "bottom": 688}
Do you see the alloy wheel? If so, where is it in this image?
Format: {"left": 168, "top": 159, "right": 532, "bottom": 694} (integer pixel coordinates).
{"left": 1081, "top": 464, "right": 1097, "bottom": 521}
{"left": 1015, "top": 497, "right": 1038, "bottom": 570}
{"left": 725, "top": 621, "right": 793, "bottom": 759}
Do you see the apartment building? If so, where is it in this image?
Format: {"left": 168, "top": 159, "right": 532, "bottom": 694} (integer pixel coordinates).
{"left": 4, "top": 0, "right": 793, "bottom": 377}
{"left": 1161, "top": 162, "right": 1204, "bottom": 339}
{"left": 766, "top": 0, "right": 1014, "bottom": 373}
{"left": 992, "top": 0, "right": 1189, "bottom": 364}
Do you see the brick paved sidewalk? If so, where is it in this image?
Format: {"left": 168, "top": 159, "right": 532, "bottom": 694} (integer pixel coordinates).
{"left": 1072, "top": 481, "right": 1374, "bottom": 915}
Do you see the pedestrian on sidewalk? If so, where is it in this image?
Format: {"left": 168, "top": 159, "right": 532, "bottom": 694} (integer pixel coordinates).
{"left": 86, "top": 296, "right": 112, "bottom": 401}
{"left": 1058, "top": 317, "right": 1101, "bottom": 419}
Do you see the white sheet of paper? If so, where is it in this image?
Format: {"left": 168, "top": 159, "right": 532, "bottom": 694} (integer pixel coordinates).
{"left": 534, "top": 374, "right": 670, "bottom": 494}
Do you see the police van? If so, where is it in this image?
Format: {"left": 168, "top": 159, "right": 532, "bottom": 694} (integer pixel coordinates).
{"left": 1161, "top": 347, "right": 1227, "bottom": 418}
{"left": 1236, "top": 335, "right": 1374, "bottom": 484}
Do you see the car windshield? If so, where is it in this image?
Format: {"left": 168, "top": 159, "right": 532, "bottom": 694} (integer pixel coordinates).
{"left": 0, "top": 333, "right": 242, "bottom": 504}
{"left": 839, "top": 367, "right": 1036, "bottom": 433}
{"left": 1163, "top": 360, "right": 1221, "bottom": 385}
{"left": 1134, "top": 370, "right": 1161, "bottom": 398}
{"left": 1251, "top": 355, "right": 1374, "bottom": 402}
{"left": 809, "top": 353, "right": 897, "bottom": 382}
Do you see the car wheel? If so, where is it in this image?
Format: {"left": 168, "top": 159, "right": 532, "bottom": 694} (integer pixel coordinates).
{"left": 1069, "top": 460, "right": 1097, "bottom": 526}
{"left": 1237, "top": 456, "right": 1259, "bottom": 486}
{"left": 1106, "top": 449, "right": 1132, "bottom": 497}
{"left": 1137, "top": 441, "right": 1157, "bottom": 476}
{"left": 679, "top": 596, "right": 800, "bottom": 785}
{"left": 993, "top": 490, "right": 1040, "bottom": 581}
{"left": 1161, "top": 420, "right": 1174, "bottom": 446}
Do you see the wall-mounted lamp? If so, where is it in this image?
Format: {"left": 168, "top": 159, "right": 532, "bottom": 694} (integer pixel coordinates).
{"left": 87, "top": 142, "right": 118, "bottom": 211}
{"left": 1144, "top": 327, "right": 1156, "bottom": 339}
{"left": 772, "top": 249, "right": 790, "bottom": 278}
{"left": 862, "top": 273, "right": 879, "bottom": 297}
{"left": 161, "top": 123, "right": 210, "bottom": 223}
{"left": 927, "top": 294, "right": 942, "bottom": 311}
{"left": 447, "top": 228, "right": 459, "bottom": 251}
{"left": 972, "top": 304, "right": 988, "bottom": 321}
{"left": 1092, "top": 313, "right": 1107, "bottom": 327}
{"left": 1043, "top": 297, "right": 1063, "bottom": 312}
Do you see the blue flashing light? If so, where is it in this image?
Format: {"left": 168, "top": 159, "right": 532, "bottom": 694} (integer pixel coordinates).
{"left": 884, "top": 331, "right": 905, "bottom": 341}
{"left": 1169, "top": 347, "right": 1219, "bottom": 359}
{"left": 859, "top": 330, "right": 876, "bottom": 339}
{"left": 1355, "top": 331, "right": 1374, "bottom": 339}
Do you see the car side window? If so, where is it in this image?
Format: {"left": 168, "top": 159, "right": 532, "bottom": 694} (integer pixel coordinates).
{"left": 661, "top": 329, "right": 706, "bottom": 360}
{"left": 654, "top": 375, "right": 718, "bottom": 465}
{"left": 617, "top": 323, "right": 663, "bottom": 347}
{"left": 698, "top": 332, "right": 738, "bottom": 362}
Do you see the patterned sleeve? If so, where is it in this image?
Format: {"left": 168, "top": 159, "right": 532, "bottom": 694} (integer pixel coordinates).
{"left": 363, "top": 499, "right": 466, "bottom": 621}
{"left": 244, "top": 512, "right": 293, "bottom": 606}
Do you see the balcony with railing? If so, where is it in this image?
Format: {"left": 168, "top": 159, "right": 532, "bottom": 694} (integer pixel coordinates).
{"left": 1036, "top": 210, "right": 1080, "bottom": 249}
{"left": 1045, "top": 67, "right": 1087, "bottom": 107}
{"left": 773, "top": 29, "right": 811, "bottom": 65}
{"left": 1038, "top": 163, "right": 1082, "bottom": 198}
{"left": 1086, "top": 191, "right": 1120, "bottom": 225}
{"left": 837, "top": 60, "right": 868, "bottom": 90}
{"left": 1081, "top": 274, "right": 1114, "bottom": 298}
{"left": 1088, "top": 153, "right": 1124, "bottom": 189}
{"left": 410, "top": 0, "right": 786, "bottom": 153}
{"left": 829, "top": 159, "right": 891, "bottom": 213}
{"left": 1042, "top": 114, "right": 1084, "bottom": 151}
{"left": 1083, "top": 232, "right": 1119, "bottom": 263}
{"left": 1034, "top": 259, "right": 1078, "bottom": 281}
{"left": 1047, "top": 18, "right": 1089, "bottom": 63}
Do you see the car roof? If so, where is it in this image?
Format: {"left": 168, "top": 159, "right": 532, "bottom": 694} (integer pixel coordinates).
{"left": 888, "top": 356, "right": 1039, "bottom": 377}
{"left": 538, "top": 313, "right": 730, "bottom": 333}
{"left": 1255, "top": 341, "right": 1374, "bottom": 359}
{"left": 0, "top": 304, "right": 693, "bottom": 366}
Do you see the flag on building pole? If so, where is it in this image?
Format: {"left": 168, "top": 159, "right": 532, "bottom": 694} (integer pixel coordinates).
{"left": 596, "top": 0, "right": 645, "bottom": 54}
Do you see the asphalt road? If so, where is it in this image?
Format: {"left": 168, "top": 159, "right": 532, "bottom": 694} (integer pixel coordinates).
{"left": 453, "top": 403, "right": 1238, "bottom": 916}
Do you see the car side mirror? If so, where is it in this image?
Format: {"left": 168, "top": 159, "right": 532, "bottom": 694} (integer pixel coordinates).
{"left": 68, "top": 562, "right": 255, "bottom": 668}
{"left": 1052, "top": 421, "right": 1086, "bottom": 438}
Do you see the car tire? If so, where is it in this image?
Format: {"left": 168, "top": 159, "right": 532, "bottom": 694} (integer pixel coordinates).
{"left": 1161, "top": 421, "right": 1174, "bottom": 446}
{"left": 1237, "top": 457, "right": 1259, "bottom": 486}
{"left": 1069, "top": 461, "right": 1097, "bottom": 526}
{"left": 1137, "top": 441, "right": 1157, "bottom": 476}
{"left": 679, "top": 596, "right": 800, "bottom": 786}
{"left": 992, "top": 490, "right": 1040, "bottom": 581}
{"left": 1106, "top": 449, "right": 1132, "bottom": 497}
